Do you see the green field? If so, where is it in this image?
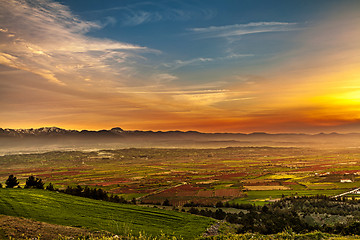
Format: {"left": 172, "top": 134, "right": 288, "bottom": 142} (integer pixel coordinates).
{"left": 230, "top": 189, "right": 346, "bottom": 205}
{"left": 0, "top": 188, "right": 213, "bottom": 239}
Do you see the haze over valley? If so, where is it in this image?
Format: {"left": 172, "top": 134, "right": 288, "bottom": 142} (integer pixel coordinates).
{"left": 2, "top": 127, "right": 360, "bottom": 155}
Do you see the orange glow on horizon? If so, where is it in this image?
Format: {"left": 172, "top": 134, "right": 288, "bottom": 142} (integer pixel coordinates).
{"left": 1, "top": 2, "right": 360, "bottom": 134}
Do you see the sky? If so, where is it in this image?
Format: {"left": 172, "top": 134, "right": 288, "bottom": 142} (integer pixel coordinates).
{"left": 0, "top": 0, "right": 360, "bottom": 133}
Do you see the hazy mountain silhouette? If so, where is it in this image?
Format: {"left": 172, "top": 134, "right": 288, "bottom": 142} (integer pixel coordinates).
{"left": 1, "top": 127, "right": 360, "bottom": 155}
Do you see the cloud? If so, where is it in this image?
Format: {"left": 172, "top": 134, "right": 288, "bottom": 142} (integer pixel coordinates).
{"left": 219, "top": 53, "right": 254, "bottom": 60}
{"left": 122, "top": 11, "right": 162, "bottom": 26}
{"left": 0, "top": 0, "right": 151, "bottom": 85}
{"left": 88, "top": 2, "right": 216, "bottom": 26}
{"left": 163, "top": 54, "right": 253, "bottom": 70}
{"left": 153, "top": 73, "right": 178, "bottom": 84}
{"left": 189, "top": 22, "right": 298, "bottom": 38}
{"left": 173, "top": 91, "right": 227, "bottom": 106}
{"left": 168, "top": 57, "right": 214, "bottom": 69}
{"left": 115, "top": 88, "right": 229, "bottom": 95}
{"left": 121, "top": 8, "right": 204, "bottom": 26}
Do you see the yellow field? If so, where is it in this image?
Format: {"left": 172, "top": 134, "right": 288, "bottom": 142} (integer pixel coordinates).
{"left": 244, "top": 186, "right": 290, "bottom": 190}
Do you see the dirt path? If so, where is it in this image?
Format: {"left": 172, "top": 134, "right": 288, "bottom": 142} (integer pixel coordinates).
{"left": 0, "top": 215, "right": 109, "bottom": 240}
{"left": 136, "top": 182, "right": 187, "bottom": 201}
{"left": 202, "top": 220, "right": 222, "bottom": 237}
{"left": 332, "top": 187, "right": 360, "bottom": 198}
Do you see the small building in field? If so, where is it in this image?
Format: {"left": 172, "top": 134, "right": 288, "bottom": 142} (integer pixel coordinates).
{"left": 340, "top": 179, "right": 353, "bottom": 183}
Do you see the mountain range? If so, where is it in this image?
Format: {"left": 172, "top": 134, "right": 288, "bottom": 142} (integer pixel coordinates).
{"left": 0, "top": 126, "right": 348, "bottom": 138}
{"left": 1, "top": 127, "right": 360, "bottom": 155}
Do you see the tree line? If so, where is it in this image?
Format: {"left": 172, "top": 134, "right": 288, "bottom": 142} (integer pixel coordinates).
{"left": 1, "top": 174, "right": 45, "bottom": 189}
{"left": 1, "top": 174, "right": 132, "bottom": 204}
{"left": 62, "top": 185, "right": 131, "bottom": 204}
{"left": 185, "top": 195, "right": 360, "bottom": 235}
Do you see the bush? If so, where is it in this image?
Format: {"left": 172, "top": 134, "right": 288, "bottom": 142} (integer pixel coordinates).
{"left": 5, "top": 175, "right": 19, "bottom": 188}
{"left": 25, "top": 175, "right": 45, "bottom": 189}
{"left": 46, "top": 183, "right": 55, "bottom": 191}
{"left": 162, "top": 199, "right": 171, "bottom": 206}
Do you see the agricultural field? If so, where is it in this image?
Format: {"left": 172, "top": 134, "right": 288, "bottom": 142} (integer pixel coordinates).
{"left": 0, "top": 188, "right": 213, "bottom": 239}
{"left": 1, "top": 147, "right": 360, "bottom": 205}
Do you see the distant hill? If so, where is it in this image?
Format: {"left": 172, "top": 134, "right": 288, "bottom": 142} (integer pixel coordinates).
{"left": 1, "top": 127, "right": 360, "bottom": 155}
{"left": 0, "top": 126, "right": 357, "bottom": 138}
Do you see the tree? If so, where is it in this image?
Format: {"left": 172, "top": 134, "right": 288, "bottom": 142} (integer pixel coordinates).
{"left": 83, "top": 186, "right": 91, "bottom": 197}
{"left": 162, "top": 199, "right": 171, "bottom": 206}
{"left": 214, "top": 209, "right": 226, "bottom": 220}
{"left": 46, "top": 183, "right": 55, "bottom": 191}
{"left": 36, "top": 178, "right": 44, "bottom": 189}
{"left": 75, "top": 185, "right": 83, "bottom": 196}
{"left": 0, "top": 183, "right": 2, "bottom": 188}
{"left": 25, "top": 175, "right": 44, "bottom": 189}
{"left": 262, "top": 205, "right": 269, "bottom": 213}
{"left": 215, "top": 201, "right": 224, "bottom": 208}
{"left": 188, "top": 207, "right": 199, "bottom": 215}
{"left": 24, "top": 175, "right": 36, "bottom": 188}
{"left": 5, "top": 175, "right": 19, "bottom": 188}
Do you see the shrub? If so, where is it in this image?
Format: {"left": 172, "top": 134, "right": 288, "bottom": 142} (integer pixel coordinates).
{"left": 25, "top": 175, "right": 45, "bottom": 189}
{"left": 5, "top": 174, "right": 19, "bottom": 188}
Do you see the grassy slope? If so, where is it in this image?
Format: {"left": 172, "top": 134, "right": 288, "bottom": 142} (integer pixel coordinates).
{"left": 0, "top": 189, "right": 213, "bottom": 239}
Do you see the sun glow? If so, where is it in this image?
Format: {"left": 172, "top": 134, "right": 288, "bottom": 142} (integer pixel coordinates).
{"left": 1, "top": 1, "right": 360, "bottom": 133}
{"left": 338, "top": 90, "right": 360, "bottom": 105}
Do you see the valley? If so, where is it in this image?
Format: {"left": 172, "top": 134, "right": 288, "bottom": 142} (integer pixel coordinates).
{"left": 2, "top": 146, "right": 360, "bottom": 239}
{"left": 1, "top": 147, "right": 360, "bottom": 206}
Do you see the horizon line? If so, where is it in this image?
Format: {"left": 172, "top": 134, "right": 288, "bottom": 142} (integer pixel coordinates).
{"left": 1, "top": 126, "right": 359, "bottom": 135}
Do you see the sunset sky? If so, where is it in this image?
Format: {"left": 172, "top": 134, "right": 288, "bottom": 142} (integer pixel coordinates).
{"left": 1, "top": 0, "right": 360, "bottom": 133}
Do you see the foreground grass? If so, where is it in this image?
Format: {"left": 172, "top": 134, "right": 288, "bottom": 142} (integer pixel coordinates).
{"left": 13, "top": 231, "right": 359, "bottom": 240}
{"left": 0, "top": 189, "right": 213, "bottom": 239}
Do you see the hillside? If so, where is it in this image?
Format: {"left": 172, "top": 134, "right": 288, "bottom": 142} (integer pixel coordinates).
{"left": 0, "top": 189, "right": 213, "bottom": 239}
{"left": 1, "top": 215, "right": 359, "bottom": 240}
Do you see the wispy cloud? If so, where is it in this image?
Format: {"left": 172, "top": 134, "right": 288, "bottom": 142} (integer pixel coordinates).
{"left": 163, "top": 54, "right": 253, "bottom": 70}
{"left": 152, "top": 73, "right": 178, "bottom": 84}
{"left": 122, "top": 11, "right": 162, "bottom": 26}
{"left": 124, "top": 9, "right": 215, "bottom": 26}
{"left": 0, "top": 0, "right": 152, "bottom": 85}
{"left": 86, "top": 2, "right": 216, "bottom": 26}
{"left": 189, "top": 22, "right": 298, "bottom": 38}
{"left": 115, "top": 88, "right": 229, "bottom": 95}
{"left": 165, "top": 57, "right": 214, "bottom": 69}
